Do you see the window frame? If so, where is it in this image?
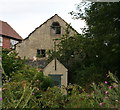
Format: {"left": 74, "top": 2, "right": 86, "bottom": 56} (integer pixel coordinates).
{"left": 36, "top": 49, "right": 46, "bottom": 58}
{"left": 51, "top": 22, "right": 61, "bottom": 35}
{"left": 10, "top": 39, "right": 18, "bottom": 49}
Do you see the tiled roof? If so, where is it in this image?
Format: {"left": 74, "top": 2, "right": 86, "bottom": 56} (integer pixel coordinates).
{"left": 0, "top": 20, "right": 22, "bottom": 40}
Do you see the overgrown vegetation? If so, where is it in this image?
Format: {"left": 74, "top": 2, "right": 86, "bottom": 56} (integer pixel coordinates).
{"left": 1, "top": 1, "right": 120, "bottom": 109}
{"left": 2, "top": 48, "right": 120, "bottom": 109}
{"left": 2, "top": 49, "right": 54, "bottom": 108}
{"left": 48, "top": 2, "right": 120, "bottom": 88}
{"left": 2, "top": 54, "right": 120, "bottom": 108}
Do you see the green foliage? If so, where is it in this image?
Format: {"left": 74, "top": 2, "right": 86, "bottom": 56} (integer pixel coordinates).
{"left": 3, "top": 67, "right": 120, "bottom": 108}
{"left": 2, "top": 65, "right": 54, "bottom": 108}
{"left": 65, "top": 84, "right": 96, "bottom": 108}
{"left": 92, "top": 72, "right": 120, "bottom": 108}
{"left": 2, "top": 3, "right": 120, "bottom": 108}
{"left": 2, "top": 81, "right": 38, "bottom": 108}
{"left": 10, "top": 65, "right": 54, "bottom": 90}
{"left": 2, "top": 49, "right": 54, "bottom": 109}
{"left": 65, "top": 92, "right": 95, "bottom": 108}
{"left": 0, "top": 90, "right": 1, "bottom": 109}
{"left": 41, "top": 76, "right": 54, "bottom": 91}
{"left": 2, "top": 49, "right": 24, "bottom": 78}
{"left": 71, "top": 2, "right": 120, "bottom": 79}
{"left": 38, "top": 73, "right": 120, "bottom": 108}
{"left": 48, "top": 2, "right": 120, "bottom": 87}
{"left": 48, "top": 25, "right": 106, "bottom": 87}
{"left": 40, "top": 86, "right": 66, "bottom": 108}
{"left": 75, "top": 65, "right": 103, "bottom": 88}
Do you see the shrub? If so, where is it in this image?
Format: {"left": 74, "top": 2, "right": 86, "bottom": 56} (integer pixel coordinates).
{"left": 2, "top": 49, "right": 120, "bottom": 108}
{"left": 2, "top": 81, "right": 39, "bottom": 108}
{"left": 75, "top": 64, "right": 104, "bottom": 90}
{"left": 2, "top": 50, "right": 54, "bottom": 109}
{"left": 2, "top": 49, "right": 24, "bottom": 78}
{"left": 39, "top": 86, "right": 66, "bottom": 108}
{"left": 2, "top": 65, "right": 54, "bottom": 109}
{"left": 92, "top": 72, "right": 120, "bottom": 108}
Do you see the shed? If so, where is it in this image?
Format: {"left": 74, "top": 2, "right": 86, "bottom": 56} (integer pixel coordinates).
{"left": 43, "top": 59, "right": 68, "bottom": 87}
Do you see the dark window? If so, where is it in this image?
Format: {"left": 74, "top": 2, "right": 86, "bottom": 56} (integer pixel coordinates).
{"left": 37, "top": 49, "right": 46, "bottom": 57}
{"left": 48, "top": 74, "right": 62, "bottom": 87}
{"left": 37, "top": 49, "right": 40, "bottom": 55}
{"left": 41, "top": 50, "right": 46, "bottom": 57}
{"left": 51, "top": 22, "right": 61, "bottom": 35}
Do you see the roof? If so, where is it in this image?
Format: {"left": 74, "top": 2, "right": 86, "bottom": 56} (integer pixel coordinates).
{"left": 43, "top": 59, "right": 67, "bottom": 72}
{"left": 0, "top": 20, "right": 22, "bottom": 40}
{"left": 24, "top": 14, "right": 79, "bottom": 40}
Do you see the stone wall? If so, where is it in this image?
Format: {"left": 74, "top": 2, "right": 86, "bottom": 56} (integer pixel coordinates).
{"left": 16, "top": 14, "right": 77, "bottom": 59}
{"left": 43, "top": 59, "right": 68, "bottom": 87}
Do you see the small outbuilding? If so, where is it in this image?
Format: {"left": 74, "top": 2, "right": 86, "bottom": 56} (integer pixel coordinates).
{"left": 43, "top": 59, "right": 68, "bottom": 87}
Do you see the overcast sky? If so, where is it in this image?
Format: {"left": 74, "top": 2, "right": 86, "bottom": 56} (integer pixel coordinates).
{"left": 0, "top": 0, "right": 85, "bottom": 38}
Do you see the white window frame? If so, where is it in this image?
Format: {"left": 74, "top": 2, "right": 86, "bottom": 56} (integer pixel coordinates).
{"left": 10, "top": 39, "right": 18, "bottom": 49}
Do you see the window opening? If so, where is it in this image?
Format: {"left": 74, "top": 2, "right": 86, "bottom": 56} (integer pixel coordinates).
{"left": 37, "top": 49, "right": 46, "bottom": 57}
{"left": 51, "top": 22, "right": 61, "bottom": 35}
{"left": 10, "top": 39, "right": 18, "bottom": 49}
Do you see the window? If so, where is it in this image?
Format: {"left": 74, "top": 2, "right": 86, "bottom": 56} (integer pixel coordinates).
{"left": 51, "top": 22, "right": 61, "bottom": 35}
{"left": 48, "top": 74, "right": 62, "bottom": 87}
{"left": 10, "top": 39, "right": 18, "bottom": 49}
{"left": 36, "top": 49, "right": 46, "bottom": 57}
{"left": 0, "top": 37, "right": 2, "bottom": 47}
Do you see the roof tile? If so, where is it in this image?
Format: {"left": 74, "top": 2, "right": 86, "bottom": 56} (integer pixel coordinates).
{"left": 0, "top": 20, "right": 22, "bottom": 40}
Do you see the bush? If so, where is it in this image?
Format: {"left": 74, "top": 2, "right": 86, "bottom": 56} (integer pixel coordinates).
{"left": 2, "top": 50, "right": 54, "bottom": 109}
{"left": 3, "top": 72, "right": 120, "bottom": 108}
{"left": 92, "top": 72, "right": 120, "bottom": 108}
{"left": 75, "top": 64, "right": 104, "bottom": 89}
{"left": 37, "top": 73, "right": 120, "bottom": 108}
{"left": 64, "top": 84, "right": 97, "bottom": 108}
{"left": 39, "top": 86, "right": 66, "bottom": 108}
{"left": 2, "top": 49, "right": 120, "bottom": 108}
{"left": 2, "top": 65, "right": 54, "bottom": 108}
{"left": 2, "top": 49, "right": 24, "bottom": 78}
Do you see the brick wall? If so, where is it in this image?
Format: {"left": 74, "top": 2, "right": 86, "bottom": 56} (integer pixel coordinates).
{"left": 3, "top": 37, "right": 10, "bottom": 49}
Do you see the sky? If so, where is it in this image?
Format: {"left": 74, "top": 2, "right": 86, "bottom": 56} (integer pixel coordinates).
{"left": 0, "top": 0, "right": 86, "bottom": 38}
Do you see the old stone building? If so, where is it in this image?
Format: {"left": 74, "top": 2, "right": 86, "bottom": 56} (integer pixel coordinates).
{"left": 16, "top": 14, "right": 77, "bottom": 59}
{"left": 16, "top": 14, "right": 78, "bottom": 87}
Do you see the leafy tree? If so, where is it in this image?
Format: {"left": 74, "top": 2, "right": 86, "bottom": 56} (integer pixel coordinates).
{"left": 49, "top": 2, "right": 120, "bottom": 87}
{"left": 2, "top": 49, "right": 24, "bottom": 78}
{"left": 48, "top": 25, "right": 101, "bottom": 87}
{"left": 71, "top": 2, "right": 120, "bottom": 79}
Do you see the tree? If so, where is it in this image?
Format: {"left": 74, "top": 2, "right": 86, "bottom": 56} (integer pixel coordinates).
{"left": 71, "top": 2, "right": 120, "bottom": 79}
{"left": 2, "top": 49, "right": 24, "bottom": 78}
{"left": 49, "top": 2, "right": 120, "bottom": 87}
{"left": 48, "top": 25, "right": 102, "bottom": 87}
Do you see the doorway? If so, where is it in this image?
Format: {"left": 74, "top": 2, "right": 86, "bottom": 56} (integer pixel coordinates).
{"left": 48, "top": 74, "right": 62, "bottom": 87}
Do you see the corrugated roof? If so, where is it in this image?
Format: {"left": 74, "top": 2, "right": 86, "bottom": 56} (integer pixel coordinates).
{"left": 0, "top": 20, "right": 22, "bottom": 40}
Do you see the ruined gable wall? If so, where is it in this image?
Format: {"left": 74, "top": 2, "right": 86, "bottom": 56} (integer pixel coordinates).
{"left": 16, "top": 15, "right": 77, "bottom": 59}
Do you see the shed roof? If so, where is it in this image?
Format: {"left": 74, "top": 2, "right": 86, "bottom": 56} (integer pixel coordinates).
{"left": 0, "top": 20, "right": 22, "bottom": 40}
{"left": 43, "top": 59, "right": 68, "bottom": 72}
